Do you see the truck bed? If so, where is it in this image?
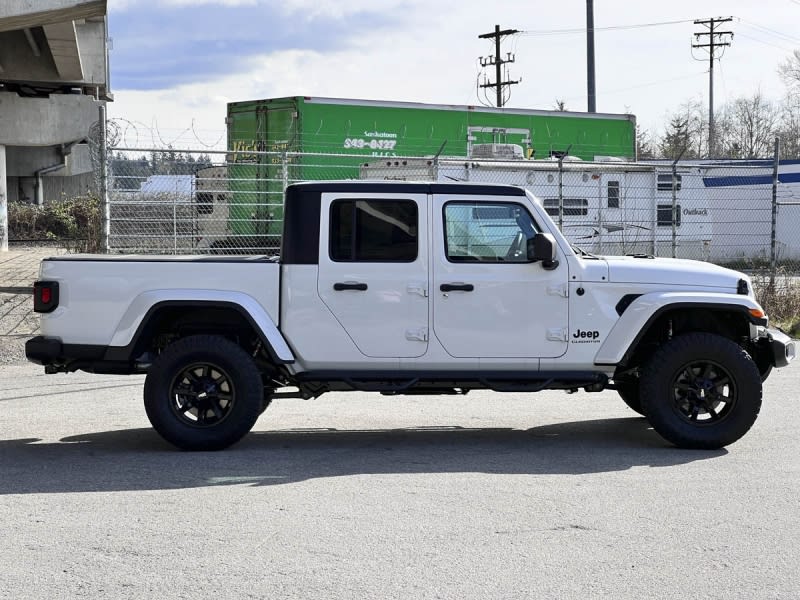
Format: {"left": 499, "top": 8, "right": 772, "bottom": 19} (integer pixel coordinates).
{"left": 38, "top": 255, "right": 281, "bottom": 346}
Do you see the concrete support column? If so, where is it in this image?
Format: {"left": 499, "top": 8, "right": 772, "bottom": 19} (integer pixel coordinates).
{"left": 1, "top": 145, "right": 8, "bottom": 252}
{"left": 35, "top": 176, "right": 44, "bottom": 206}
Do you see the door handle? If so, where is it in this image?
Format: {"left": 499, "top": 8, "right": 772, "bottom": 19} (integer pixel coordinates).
{"left": 440, "top": 283, "right": 474, "bottom": 292}
{"left": 333, "top": 282, "right": 368, "bottom": 291}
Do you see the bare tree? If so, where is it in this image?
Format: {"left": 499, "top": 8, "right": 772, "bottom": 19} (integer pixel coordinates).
{"left": 777, "top": 50, "right": 800, "bottom": 157}
{"left": 716, "top": 91, "right": 778, "bottom": 158}
{"left": 777, "top": 93, "right": 800, "bottom": 158}
{"left": 659, "top": 99, "right": 707, "bottom": 159}
{"left": 779, "top": 49, "right": 800, "bottom": 89}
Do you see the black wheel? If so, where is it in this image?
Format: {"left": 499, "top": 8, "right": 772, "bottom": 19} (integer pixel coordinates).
{"left": 640, "top": 333, "right": 762, "bottom": 449}
{"left": 144, "top": 335, "right": 263, "bottom": 450}
{"left": 616, "top": 380, "right": 644, "bottom": 415}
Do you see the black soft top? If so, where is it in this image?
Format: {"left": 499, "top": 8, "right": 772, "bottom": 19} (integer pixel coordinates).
{"left": 281, "top": 181, "right": 527, "bottom": 265}
{"left": 287, "top": 181, "right": 526, "bottom": 196}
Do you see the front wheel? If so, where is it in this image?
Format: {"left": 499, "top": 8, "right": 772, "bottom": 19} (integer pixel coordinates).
{"left": 616, "top": 379, "right": 644, "bottom": 415}
{"left": 144, "top": 335, "right": 264, "bottom": 451}
{"left": 640, "top": 333, "right": 762, "bottom": 449}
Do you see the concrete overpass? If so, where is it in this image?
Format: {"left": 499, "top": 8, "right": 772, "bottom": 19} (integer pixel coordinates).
{"left": 0, "top": 0, "right": 110, "bottom": 250}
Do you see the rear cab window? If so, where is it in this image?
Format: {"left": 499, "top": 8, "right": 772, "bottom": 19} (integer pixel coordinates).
{"left": 329, "top": 199, "right": 418, "bottom": 262}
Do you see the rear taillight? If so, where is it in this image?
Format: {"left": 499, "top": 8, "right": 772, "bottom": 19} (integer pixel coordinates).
{"left": 33, "top": 281, "right": 59, "bottom": 313}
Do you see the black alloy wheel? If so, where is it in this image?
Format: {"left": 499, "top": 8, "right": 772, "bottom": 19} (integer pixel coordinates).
{"left": 144, "top": 335, "right": 264, "bottom": 451}
{"left": 669, "top": 359, "right": 736, "bottom": 425}
{"left": 640, "top": 332, "right": 762, "bottom": 449}
{"left": 169, "top": 363, "right": 236, "bottom": 427}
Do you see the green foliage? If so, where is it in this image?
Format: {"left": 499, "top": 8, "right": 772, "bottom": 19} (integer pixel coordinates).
{"left": 9, "top": 196, "right": 102, "bottom": 253}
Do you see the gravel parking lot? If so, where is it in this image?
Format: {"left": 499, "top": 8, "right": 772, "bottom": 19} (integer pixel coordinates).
{"left": 0, "top": 359, "right": 798, "bottom": 599}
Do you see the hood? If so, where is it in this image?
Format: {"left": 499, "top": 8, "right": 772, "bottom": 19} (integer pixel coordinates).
{"left": 605, "top": 256, "right": 747, "bottom": 291}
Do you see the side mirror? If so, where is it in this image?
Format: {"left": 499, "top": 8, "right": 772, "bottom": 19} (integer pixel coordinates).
{"left": 527, "top": 232, "right": 559, "bottom": 270}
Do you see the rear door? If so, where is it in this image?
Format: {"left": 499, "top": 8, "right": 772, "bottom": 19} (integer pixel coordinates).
{"left": 317, "top": 192, "right": 429, "bottom": 358}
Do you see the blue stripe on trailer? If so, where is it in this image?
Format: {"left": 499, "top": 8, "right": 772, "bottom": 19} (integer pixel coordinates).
{"left": 703, "top": 172, "right": 800, "bottom": 187}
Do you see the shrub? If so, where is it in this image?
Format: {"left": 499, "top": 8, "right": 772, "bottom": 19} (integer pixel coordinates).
{"left": 8, "top": 196, "right": 102, "bottom": 253}
{"left": 751, "top": 272, "right": 800, "bottom": 336}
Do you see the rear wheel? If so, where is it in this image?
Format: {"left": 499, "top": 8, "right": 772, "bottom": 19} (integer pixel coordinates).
{"left": 144, "top": 335, "right": 263, "bottom": 450}
{"left": 640, "top": 333, "right": 762, "bottom": 449}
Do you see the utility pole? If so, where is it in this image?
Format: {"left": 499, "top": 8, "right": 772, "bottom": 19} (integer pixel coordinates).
{"left": 478, "top": 25, "right": 520, "bottom": 107}
{"left": 586, "top": 0, "right": 596, "bottom": 113}
{"left": 692, "top": 17, "right": 733, "bottom": 157}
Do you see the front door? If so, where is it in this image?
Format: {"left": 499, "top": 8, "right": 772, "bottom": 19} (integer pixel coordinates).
{"left": 432, "top": 194, "right": 569, "bottom": 359}
{"left": 317, "top": 192, "right": 429, "bottom": 358}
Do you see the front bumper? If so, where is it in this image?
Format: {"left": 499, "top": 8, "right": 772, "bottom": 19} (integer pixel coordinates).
{"left": 765, "top": 328, "right": 796, "bottom": 368}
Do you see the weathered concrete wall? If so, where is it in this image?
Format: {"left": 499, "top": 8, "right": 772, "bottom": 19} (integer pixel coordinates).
{"left": 42, "top": 171, "right": 95, "bottom": 201}
{"left": 0, "top": 19, "right": 107, "bottom": 87}
{"left": 7, "top": 173, "right": 94, "bottom": 205}
{"left": 0, "top": 92, "right": 101, "bottom": 146}
{"left": 5, "top": 144, "right": 92, "bottom": 177}
{"left": 0, "top": 29, "right": 58, "bottom": 82}
{"left": 0, "top": 1, "right": 105, "bottom": 32}
{"left": 4, "top": 146, "right": 62, "bottom": 175}
{"left": 75, "top": 19, "right": 107, "bottom": 86}
{"left": 7, "top": 177, "right": 19, "bottom": 203}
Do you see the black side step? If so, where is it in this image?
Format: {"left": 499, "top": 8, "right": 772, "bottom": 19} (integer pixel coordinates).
{"left": 343, "top": 377, "right": 420, "bottom": 393}
{"left": 293, "top": 370, "right": 608, "bottom": 393}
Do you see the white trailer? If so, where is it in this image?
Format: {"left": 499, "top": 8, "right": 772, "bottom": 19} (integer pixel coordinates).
{"left": 194, "top": 165, "right": 230, "bottom": 248}
{"left": 360, "top": 150, "right": 712, "bottom": 260}
{"left": 698, "top": 160, "right": 800, "bottom": 263}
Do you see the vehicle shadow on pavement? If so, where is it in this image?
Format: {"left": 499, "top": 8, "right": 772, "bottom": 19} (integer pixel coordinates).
{"left": 0, "top": 417, "right": 726, "bottom": 494}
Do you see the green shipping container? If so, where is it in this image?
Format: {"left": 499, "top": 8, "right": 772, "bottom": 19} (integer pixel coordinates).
{"left": 225, "top": 96, "right": 636, "bottom": 239}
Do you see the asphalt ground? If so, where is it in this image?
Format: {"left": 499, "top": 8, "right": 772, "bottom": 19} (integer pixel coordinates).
{"left": 0, "top": 361, "right": 798, "bottom": 599}
{"left": 1, "top": 246, "right": 798, "bottom": 598}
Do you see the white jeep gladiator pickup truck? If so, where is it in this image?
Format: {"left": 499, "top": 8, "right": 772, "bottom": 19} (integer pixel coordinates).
{"left": 26, "top": 181, "right": 795, "bottom": 451}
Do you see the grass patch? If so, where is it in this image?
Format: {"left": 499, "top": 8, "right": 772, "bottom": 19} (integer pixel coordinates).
{"left": 9, "top": 196, "right": 102, "bottom": 253}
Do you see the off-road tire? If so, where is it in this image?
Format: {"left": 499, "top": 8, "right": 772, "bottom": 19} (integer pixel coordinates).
{"left": 616, "top": 380, "right": 644, "bottom": 416}
{"left": 640, "top": 332, "right": 762, "bottom": 449}
{"left": 144, "top": 335, "right": 263, "bottom": 451}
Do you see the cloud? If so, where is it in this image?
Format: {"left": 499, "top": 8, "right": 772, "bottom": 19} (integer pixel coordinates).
{"left": 108, "top": 2, "right": 396, "bottom": 90}
{"left": 105, "top": 0, "right": 793, "bottom": 145}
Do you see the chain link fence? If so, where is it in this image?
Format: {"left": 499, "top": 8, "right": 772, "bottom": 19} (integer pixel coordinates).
{"left": 104, "top": 144, "right": 800, "bottom": 274}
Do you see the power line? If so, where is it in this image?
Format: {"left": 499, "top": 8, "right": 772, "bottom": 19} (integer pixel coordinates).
{"left": 548, "top": 71, "right": 707, "bottom": 104}
{"left": 734, "top": 31, "right": 793, "bottom": 53}
{"left": 519, "top": 18, "right": 694, "bottom": 37}
{"left": 738, "top": 18, "right": 800, "bottom": 45}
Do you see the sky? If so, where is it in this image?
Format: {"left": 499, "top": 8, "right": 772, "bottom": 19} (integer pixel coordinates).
{"left": 105, "top": 0, "right": 800, "bottom": 150}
